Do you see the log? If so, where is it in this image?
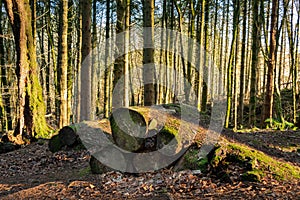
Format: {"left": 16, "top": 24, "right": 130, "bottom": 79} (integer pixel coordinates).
{"left": 58, "top": 126, "right": 78, "bottom": 146}
{"left": 107, "top": 104, "right": 206, "bottom": 173}
{"left": 110, "top": 108, "right": 147, "bottom": 152}
{"left": 48, "top": 125, "right": 79, "bottom": 153}
{"left": 48, "top": 134, "right": 63, "bottom": 153}
{"left": 110, "top": 105, "right": 203, "bottom": 154}
{"left": 49, "top": 120, "right": 113, "bottom": 153}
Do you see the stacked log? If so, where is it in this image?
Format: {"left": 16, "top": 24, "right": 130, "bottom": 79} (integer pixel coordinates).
{"left": 49, "top": 104, "right": 205, "bottom": 173}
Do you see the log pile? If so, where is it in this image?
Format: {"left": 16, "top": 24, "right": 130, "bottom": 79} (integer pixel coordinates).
{"left": 49, "top": 104, "right": 207, "bottom": 173}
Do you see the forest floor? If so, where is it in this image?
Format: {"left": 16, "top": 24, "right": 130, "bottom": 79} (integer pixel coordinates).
{"left": 0, "top": 130, "right": 299, "bottom": 199}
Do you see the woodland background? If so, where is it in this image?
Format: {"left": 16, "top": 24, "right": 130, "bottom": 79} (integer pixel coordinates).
{"left": 0, "top": 0, "right": 299, "bottom": 142}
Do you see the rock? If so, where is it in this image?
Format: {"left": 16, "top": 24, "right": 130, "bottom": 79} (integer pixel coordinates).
{"left": 48, "top": 135, "right": 63, "bottom": 153}
{"left": 0, "top": 142, "right": 17, "bottom": 154}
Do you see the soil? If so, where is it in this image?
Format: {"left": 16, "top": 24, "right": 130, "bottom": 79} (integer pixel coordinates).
{"left": 0, "top": 130, "right": 299, "bottom": 199}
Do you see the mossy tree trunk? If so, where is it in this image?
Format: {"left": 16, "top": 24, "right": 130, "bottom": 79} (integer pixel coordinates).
{"left": 0, "top": 0, "right": 7, "bottom": 132}
{"left": 225, "top": 0, "right": 240, "bottom": 128}
{"left": 3, "top": 0, "right": 50, "bottom": 143}
{"left": 103, "top": 0, "right": 111, "bottom": 118}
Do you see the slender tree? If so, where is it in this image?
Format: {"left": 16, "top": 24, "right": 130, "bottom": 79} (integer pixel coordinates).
{"left": 80, "top": 0, "right": 92, "bottom": 121}
{"left": 239, "top": 0, "right": 247, "bottom": 126}
{"left": 57, "top": 0, "right": 69, "bottom": 128}
{"left": 0, "top": 0, "right": 7, "bottom": 131}
{"left": 143, "top": 0, "right": 155, "bottom": 106}
{"left": 201, "top": 0, "right": 210, "bottom": 112}
{"left": 262, "top": 0, "right": 278, "bottom": 125}
{"left": 225, "top": 0, "right": 240, "bottom": 128}
{"left": 249, "top": 0, "right": 261, "bottom": 126}
{"left": 104, "top": 0, "right": 110, "bottom": 117}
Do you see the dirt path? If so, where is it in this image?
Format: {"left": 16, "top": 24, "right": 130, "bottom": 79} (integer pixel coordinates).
{"left": 0, "top": 130, "right": 299, "bottom": 199}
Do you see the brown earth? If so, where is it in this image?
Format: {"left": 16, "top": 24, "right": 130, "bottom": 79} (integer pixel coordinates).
{"left": 0, "top": 130, "right": 299, "bottom": 199}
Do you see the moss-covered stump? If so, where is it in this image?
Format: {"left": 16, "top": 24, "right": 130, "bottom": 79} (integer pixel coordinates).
{"left": 207, "top": 139, "right": 300, "bottom": 182}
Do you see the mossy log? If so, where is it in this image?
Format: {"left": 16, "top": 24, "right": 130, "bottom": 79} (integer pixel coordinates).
{"left": 106, "top": 105, "right": 208, "bottom": 172}
{"left": 48, "top": 125, "right": 80, "bottom": 152}
{"left": 48, "top": 120, "right": 113, "bottom": 153}
{"left": 110, "top": 108, "right": 147, "bottom": 152}
{"left": 207, "top": 139, "right": 300, "bottom": 182}
{"left": 110, "top": 105, "right": 203, "bottom": 154}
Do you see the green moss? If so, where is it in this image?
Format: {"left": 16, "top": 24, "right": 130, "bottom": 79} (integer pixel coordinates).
{"left": 183, "top": 149, "right": 208, "bottom": 171}
{"left": 27, "top": 74, "right": 52, "bottom": 139}
{"left": 210, "top": 141, "right": 300, "bottom": 181}
{"left": 242, "top": 170, "right": 263, "bottom": 182}
{"left": 110, "top": 112, "right": 144, "bottom": 152}
{"left": 78, "top": 166, "right": 91, "bottom": 177}
{"left": 48, "top": 135, "right": 63, "bottom": 153}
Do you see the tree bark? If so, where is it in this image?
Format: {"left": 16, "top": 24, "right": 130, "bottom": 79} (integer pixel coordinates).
{"left": 249, "top": 0, "right": 261, "bottom": 126}
{"left": 3, "top": 0, "right": 49, "bottom": 143}
{"left": 263, "top": 0, "right": 278, "bottom": 125}
{"left": 225, "top": 0, "right": 240, "bottom": 128}
{"left": 239, "top": 0, "right": 247, "bottom": 126}
{"left": 80, "top": 0, "right": 92, "bottom": 121}
{"left": 143, "top": 0, "right": 155, "bottom": 106}
{"left": 57, "top": 0, "right": 69, "bottom": 128}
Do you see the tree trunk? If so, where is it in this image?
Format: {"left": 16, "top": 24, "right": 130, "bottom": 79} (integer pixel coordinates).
{"left": 225, "top": 0, "right": 240, "bottom": 129}
{"left": 3, "top": 0, "right": 50, "bottom": 143}
{"left": 74, "top": 1, "right": 82, "bottom": 123}
{"left": 0, "top": 0, "right": 7, "bottom": 132}
{"left": 143, "top": 0, "right": 155, "bottom": 106}
{"left": 104, "top": 0, "right": 110, "bottom": 118}
{"left": 249, "top": 0, "right": 261, "bottom": 127}
{"left": 80, "top": 0, "right": 92, "bottom": 121}
{"left": 201, "top": 0, "right": 209, "bottom": 112}
{"left": 57, "top": 0, "right": 69, "bottom": 128}
{"left": 263, "top": 0, "right": 278, "bottom": 125}
{"left": 239, "top": 0, "right": 247, "bottom": 126}
{"left": 113, "top": 0, "right": 125, "bottom": 108}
